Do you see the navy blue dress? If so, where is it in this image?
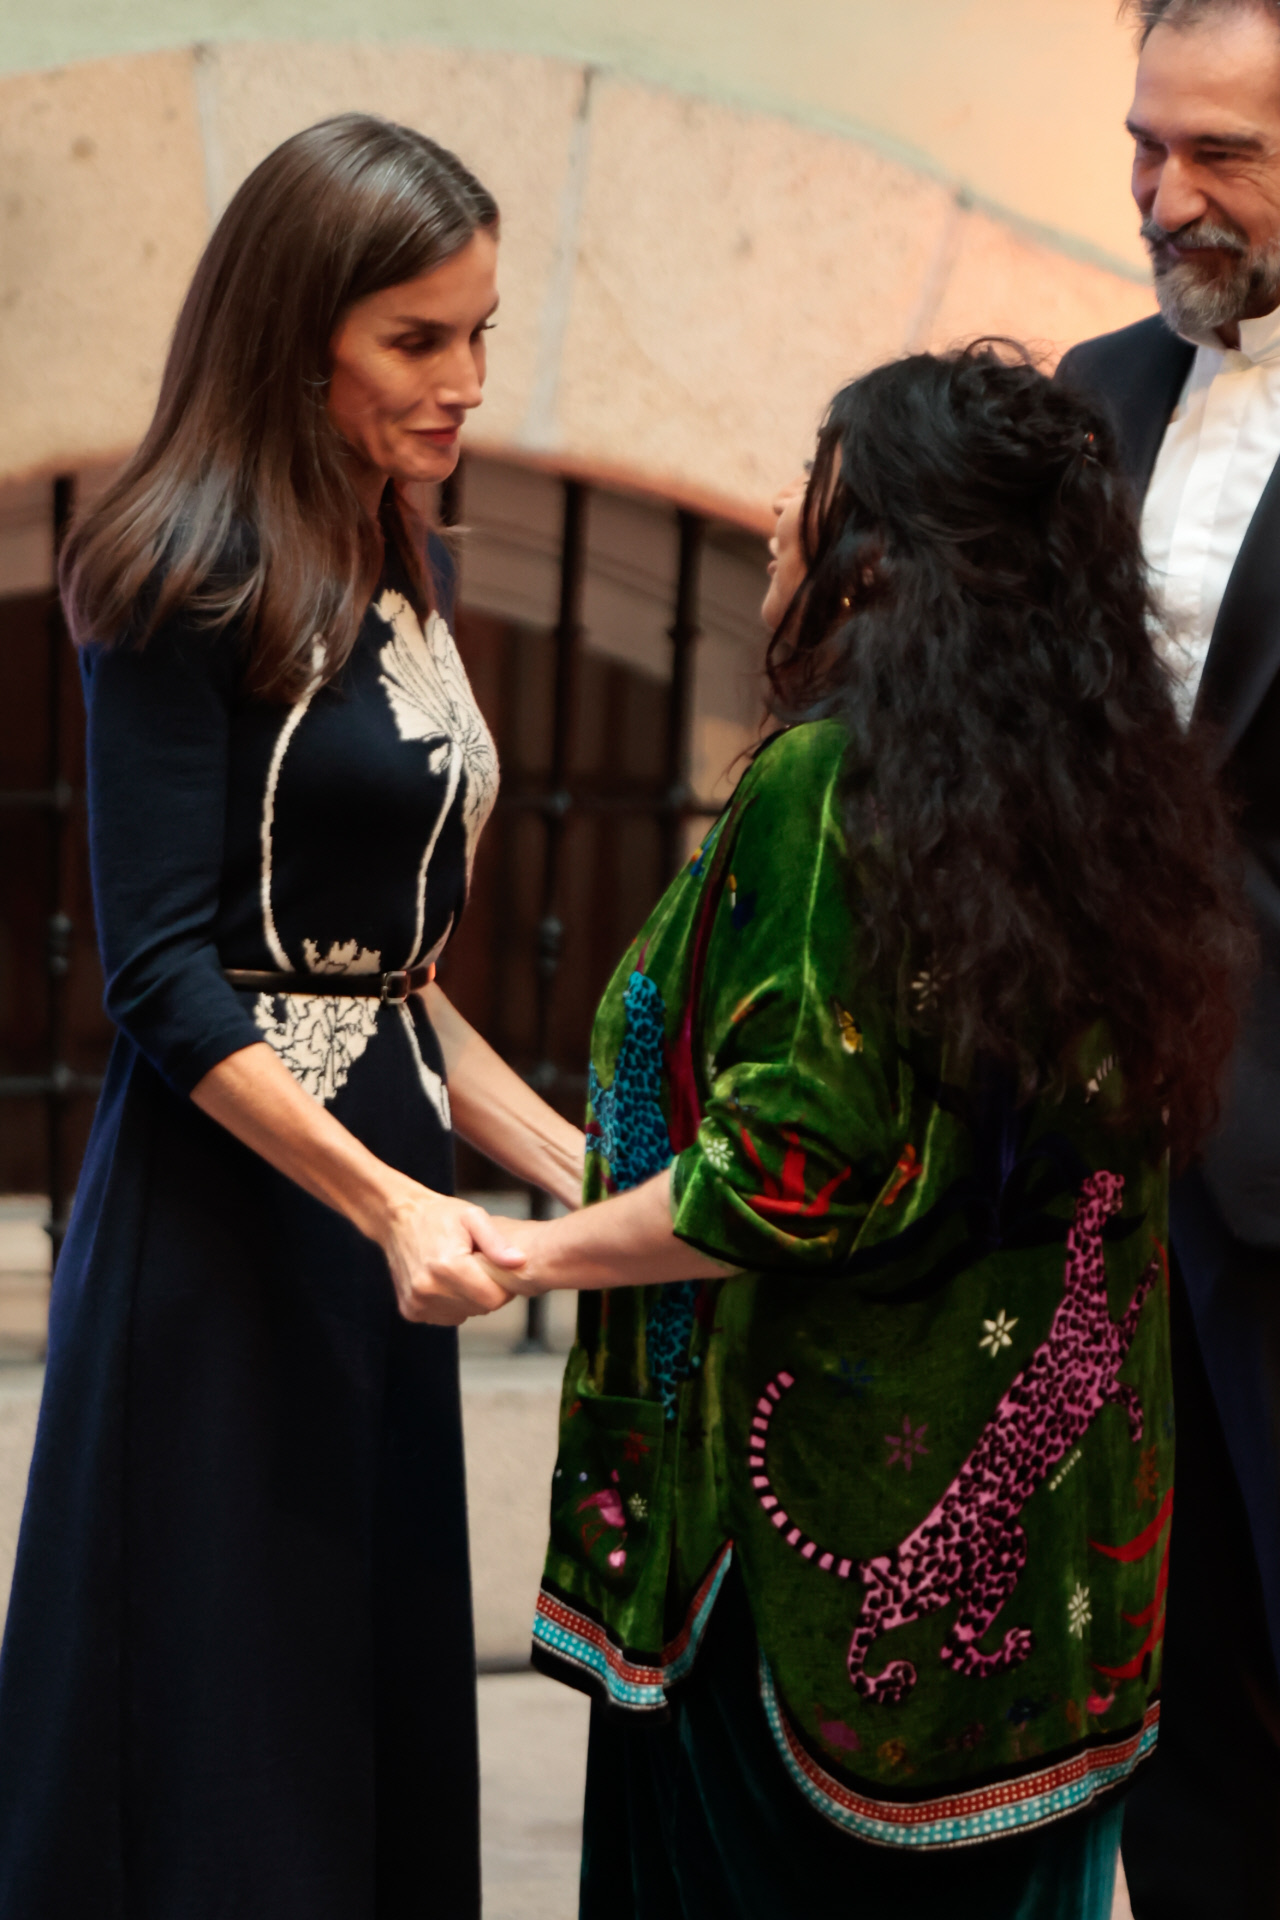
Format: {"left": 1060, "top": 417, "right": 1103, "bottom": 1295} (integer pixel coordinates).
{"left": 0, "top": 544, "right": 499, "bottom": 1918}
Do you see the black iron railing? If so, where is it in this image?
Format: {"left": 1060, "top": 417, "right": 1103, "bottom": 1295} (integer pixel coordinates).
{"left": 0, "top": 476, "right": 103, "bottom": 1270}
{"left": 445, "top": 467, "right": 723, "bottom": 1349}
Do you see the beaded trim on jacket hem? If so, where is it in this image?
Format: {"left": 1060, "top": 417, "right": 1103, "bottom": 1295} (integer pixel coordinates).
{"left": 531, "top": 1547, "right": 734, "bottom": 1712}
{"left": 760, "top": 1658, "right": 1160, "bottom": 1850}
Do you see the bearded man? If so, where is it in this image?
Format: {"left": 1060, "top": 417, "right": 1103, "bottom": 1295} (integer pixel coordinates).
{"left": 1058, "top": 4, "right": 1280, "bottom": 1913}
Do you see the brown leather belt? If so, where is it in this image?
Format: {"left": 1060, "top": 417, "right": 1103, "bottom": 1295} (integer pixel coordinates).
{"left": 223, "top": 962, "right": 435, "bottom": 1006}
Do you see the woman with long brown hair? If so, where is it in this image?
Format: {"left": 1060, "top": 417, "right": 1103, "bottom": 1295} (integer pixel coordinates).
{"left": 0, "top": 115, "right": 580, "bottom": 1917}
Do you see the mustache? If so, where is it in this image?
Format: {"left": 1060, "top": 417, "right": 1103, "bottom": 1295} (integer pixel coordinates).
{"left": 1140, "top": 214, "right": 1249, "bottom": 256}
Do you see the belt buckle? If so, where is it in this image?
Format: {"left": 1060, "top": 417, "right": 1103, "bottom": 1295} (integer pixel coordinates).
{"left": 380, "top": 969, "right": 411, "bottom": 1006}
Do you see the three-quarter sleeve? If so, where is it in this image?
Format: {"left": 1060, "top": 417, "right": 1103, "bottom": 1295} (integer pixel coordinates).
{"left": 82, "top": 619, "right": 263, "bottom": 1094}
{"left": 669, "top": 725, "right": 898, "bottom": 1272}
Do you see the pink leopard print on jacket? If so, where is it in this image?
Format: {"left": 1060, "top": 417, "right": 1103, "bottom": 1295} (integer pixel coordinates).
{"left": 749, "top": 1170, "right": 1156, "bottom": 1704}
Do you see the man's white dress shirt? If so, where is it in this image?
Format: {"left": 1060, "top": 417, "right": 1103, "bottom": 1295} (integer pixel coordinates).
{"left": 1142, "top": 304, "right": 1280, "bottom": 721}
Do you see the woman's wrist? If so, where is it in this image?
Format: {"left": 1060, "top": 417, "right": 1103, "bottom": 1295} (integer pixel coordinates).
{"left": 481, "top": 1171, "right": 731, "bottom": 1295}
{"left": 346, "top": 1161, "right": 426, "bottom": 1248}
{"left": 499, "top": 1116, "right": 584, "bottom": 1212}
{"left": 547, "top": 1142, "right": 587, "bottom": 1211}
{"left": 492, "top": 1219, "right": 558, "bottom": 1294}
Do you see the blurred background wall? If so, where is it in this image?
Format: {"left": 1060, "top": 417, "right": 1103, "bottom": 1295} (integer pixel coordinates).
{"left": 1, "top": 0, "right": 1153, "bottom": 507}
{"left": 0, "top": 2, "right": 1157, "bottom": 1323}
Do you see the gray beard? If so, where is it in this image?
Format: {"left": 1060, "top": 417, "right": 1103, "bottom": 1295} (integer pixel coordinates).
{"left": 1144, "top": 219, "right": 1280, "bottom": 336}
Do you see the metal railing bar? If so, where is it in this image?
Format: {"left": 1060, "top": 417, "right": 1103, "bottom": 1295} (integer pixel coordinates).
{"left": 506, "top": 500, "right": 709, "bottom": 1348}
{"left": 661, "top": 511, "right": 706, "bottom": 881}
{"left": 0, "top": 785, "right": 79, "bottom": 810}
{"left": 45, "top": 476, "right": 76, "bottom": 1267}
{"left": 518, "top": 478, "right": 589, "bottom": 1353}
{"left": 497, "top": 786, "right": 723, "bottom": 821}
{"left": 518, "top": 1068, "right": 587, "bottom": 1096}
{"left": 0, "top": 1073, "right": 104, "bottom": 1100}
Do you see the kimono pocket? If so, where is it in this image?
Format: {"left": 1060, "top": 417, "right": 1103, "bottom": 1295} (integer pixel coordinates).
{"left": 548, "top": 1388, "right": 667, "bottom": 1601}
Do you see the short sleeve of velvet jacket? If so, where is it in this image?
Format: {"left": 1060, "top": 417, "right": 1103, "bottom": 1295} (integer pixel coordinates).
{"left": 82, "top": 615, "right": 262, "bottom": 1095}
{"left": 669, "top": 721, "right": 899, "bottom": 1273}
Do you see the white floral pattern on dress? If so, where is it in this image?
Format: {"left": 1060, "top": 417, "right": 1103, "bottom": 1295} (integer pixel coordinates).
{"left": 303, "top": 937, "right": 380, "bottom": 977}
{"left": 252, "top": 594, "right": 493, "bottom": 1112}
{"left": 259, "top": 640, "right": 325, "bottom": 972}
{"left": 375, "top": 591, "right": 499, "bottom": 882}
{"left": 396, "top": 1002, "right": 451, "bottom": 1130}
{"left": 1067, "top": 1581, "right": 1092, "bottom": 1639}
{"left": 253, "top": 938, "right": 381, "bottom": 1105}
{"left": 254, "top": 992, "right": 380, "bottom": 1105}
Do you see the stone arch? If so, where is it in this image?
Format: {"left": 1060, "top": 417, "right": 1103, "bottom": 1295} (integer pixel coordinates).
{"left": 0, "top": 38, "right": 1154, "bottom": 508}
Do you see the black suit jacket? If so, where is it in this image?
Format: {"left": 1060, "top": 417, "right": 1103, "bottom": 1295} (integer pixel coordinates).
{"left": 1060, "top": 318, "right": 1280, "bottom": 1667}
{"left": 1061, "top": 314, "right": 1280, "bottom": 1248}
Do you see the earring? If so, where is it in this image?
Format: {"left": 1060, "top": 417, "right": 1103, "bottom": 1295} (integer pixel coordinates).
{"left": 840, "top": 595, "right": 852, "bottom": 611}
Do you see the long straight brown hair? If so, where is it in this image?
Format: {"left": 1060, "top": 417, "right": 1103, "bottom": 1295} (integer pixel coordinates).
{"left": 60, "top": 114, "right": 499, "bottom": 700}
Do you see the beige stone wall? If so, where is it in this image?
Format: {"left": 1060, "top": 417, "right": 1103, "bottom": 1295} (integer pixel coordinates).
{"left": 0, "top": 37, "right": 1155, "bottom": 520}
{"left": 0, "top": 52, "right": 208, "bottom": 482}
{"left": 0, "top": 0, "right": 1150, "bottom": 272}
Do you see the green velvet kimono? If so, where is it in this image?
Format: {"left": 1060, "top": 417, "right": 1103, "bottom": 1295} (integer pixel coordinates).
{"left": 534, "top": 719, "right": 1171, "bottom": 1851}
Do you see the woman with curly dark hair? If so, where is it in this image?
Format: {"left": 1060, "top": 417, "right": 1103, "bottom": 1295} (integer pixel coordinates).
{"left": 485, "top": 344, "right": 1252, "bottom": 1917}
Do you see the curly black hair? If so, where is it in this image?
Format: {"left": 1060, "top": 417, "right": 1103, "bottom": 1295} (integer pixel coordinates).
{"left": 766, "top": 343, "right": 1252, "bottom": 1162}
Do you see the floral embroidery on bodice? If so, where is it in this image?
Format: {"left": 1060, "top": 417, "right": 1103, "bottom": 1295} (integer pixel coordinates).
{"left": 243, "top": 569, "right": 496, "bottom": 1110}
{"left": 375, "top": 590, "right": 499, "bottom": 886}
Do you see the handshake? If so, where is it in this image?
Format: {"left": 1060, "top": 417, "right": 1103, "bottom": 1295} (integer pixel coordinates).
{"left": 376, "top": 1186, "right": 549, "bottom": 1327}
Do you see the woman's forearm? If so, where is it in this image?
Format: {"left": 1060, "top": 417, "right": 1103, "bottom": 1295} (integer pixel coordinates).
{"left": 423, "top": 982, "right": 586, "bottom": 1208}
{"left": 192, "top": 1041, "right": 413, "bottom": 1239}
{"left": 191, "top": 1041, "right": 525, "bottom": 1322}
{"left": 494, "top": 1169, "right": 734, "bottom": 1292}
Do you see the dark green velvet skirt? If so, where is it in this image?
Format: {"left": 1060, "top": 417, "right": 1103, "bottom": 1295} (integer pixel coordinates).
{"left": 579, "top": 1564, "right": 1125, "bottom": 1920}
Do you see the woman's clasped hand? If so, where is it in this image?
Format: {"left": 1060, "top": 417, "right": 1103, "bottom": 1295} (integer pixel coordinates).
{"left": 377, "top": 1186, "right": 526, "bottom": 1325}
